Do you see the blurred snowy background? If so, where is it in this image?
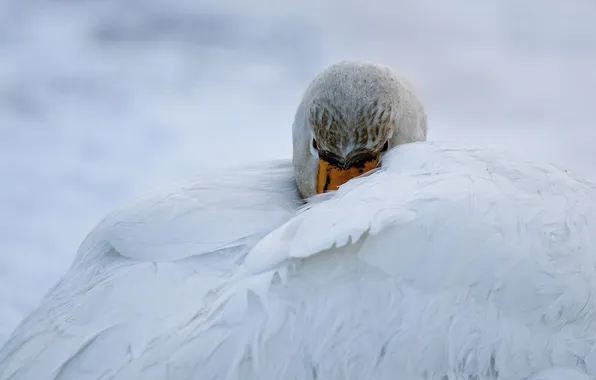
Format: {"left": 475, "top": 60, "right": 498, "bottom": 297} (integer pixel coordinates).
{"left": 1, "top": 0, "right": 595, "bottom": 345}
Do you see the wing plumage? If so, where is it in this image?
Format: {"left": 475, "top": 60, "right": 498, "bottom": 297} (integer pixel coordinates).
{"left": 2, "top": 143, "right": 596, "bottom": 380}
{"left": 240, "top": 142, "right": 596, "bottom": 379}
{"left": 0, "top": 162, "right": 300, "bottom": 380}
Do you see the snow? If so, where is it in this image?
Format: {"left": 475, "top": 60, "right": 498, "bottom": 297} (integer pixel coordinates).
{"left": 0, "top": 0, "right": 595, "bottom": 346}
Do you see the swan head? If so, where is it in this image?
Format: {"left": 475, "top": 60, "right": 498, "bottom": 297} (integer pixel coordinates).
{"left": 292, "top": 61, "right": 428, "bottom": 199}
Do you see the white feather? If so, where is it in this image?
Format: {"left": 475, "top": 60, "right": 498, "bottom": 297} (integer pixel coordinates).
{"left": 2, "top": 142, "right": 596, "bottom": 379}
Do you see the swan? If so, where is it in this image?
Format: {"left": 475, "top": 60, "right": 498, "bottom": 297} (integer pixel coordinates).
{"left": 1, "top": 61, "right": 596, "bottom": 380}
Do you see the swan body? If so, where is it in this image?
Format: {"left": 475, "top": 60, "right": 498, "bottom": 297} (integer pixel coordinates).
{"left": 1, "top": 62, "right": 595, "bottom": 380}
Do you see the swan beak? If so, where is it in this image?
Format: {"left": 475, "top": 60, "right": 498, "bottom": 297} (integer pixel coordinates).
{"left": 316, "top": 157, "right": 380, "bottom": 194}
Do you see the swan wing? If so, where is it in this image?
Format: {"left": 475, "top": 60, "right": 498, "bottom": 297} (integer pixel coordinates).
{"left": 0, "top": 162, "right": 299, "bottom": 380}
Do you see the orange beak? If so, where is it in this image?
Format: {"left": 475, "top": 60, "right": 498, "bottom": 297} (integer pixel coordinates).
{"left": 316, "top": 157, "right": 380, "bottom": 194}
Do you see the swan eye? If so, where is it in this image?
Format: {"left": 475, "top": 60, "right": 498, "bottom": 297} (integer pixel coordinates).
{"left": 381, "top": 140, "right": 390, "bottom": 152}
{"left": 309, "top": 138, "right": 320, "bottom": 157}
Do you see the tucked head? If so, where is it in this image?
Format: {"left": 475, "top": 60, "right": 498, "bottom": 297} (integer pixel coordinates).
{"left": 292, "top": 61, "right": 428, "bottom": 199}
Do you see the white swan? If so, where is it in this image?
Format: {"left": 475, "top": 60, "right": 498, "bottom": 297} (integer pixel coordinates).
{"left": 1, "top": 61, "right": 596, "bottom": 380}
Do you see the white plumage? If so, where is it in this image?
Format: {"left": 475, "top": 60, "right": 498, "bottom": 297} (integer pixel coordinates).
{"left": 2, "top": 143, "right": 596, "bottom": 379}
{"left": 1, "top": 62, "right": 596, "bottom": 380}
